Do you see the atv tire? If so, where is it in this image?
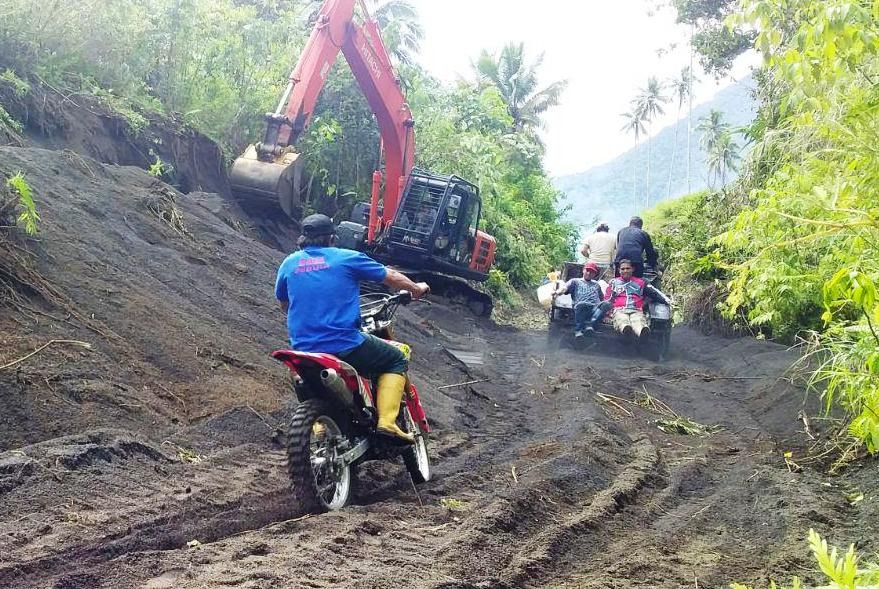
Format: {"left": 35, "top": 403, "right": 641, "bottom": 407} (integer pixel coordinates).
{"left": 650, "top": 325, "right": 672, "bottom": 362}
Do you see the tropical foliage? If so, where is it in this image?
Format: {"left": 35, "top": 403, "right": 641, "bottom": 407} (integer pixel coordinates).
{"left": 1, "top": 172, "right": 38, "bottom": 235}
{"left": 668, "top": 0, "right": 755, "bottom": 75}
{"left": 650, "top": 0, "right": 879, "bottom": 452}
{"left": 474, "top": 43, "right": 568, "bottom": 135}
{"left": 696, "top": 110, "right": 741, "bottom": 187}
{"left": 0, "top": 0, "right": 574, "bottom": 297}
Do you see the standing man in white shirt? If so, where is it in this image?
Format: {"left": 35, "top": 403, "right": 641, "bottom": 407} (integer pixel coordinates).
{"left": 580, "top": 222, "right": 617, "bottom": 280}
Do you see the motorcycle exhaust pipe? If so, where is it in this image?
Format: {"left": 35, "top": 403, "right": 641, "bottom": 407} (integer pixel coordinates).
{"left": 320, "top": 369, "right": 356, "bottom": 409}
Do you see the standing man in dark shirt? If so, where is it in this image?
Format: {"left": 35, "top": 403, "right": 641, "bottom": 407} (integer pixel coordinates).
{"left": 614, "top": 216, "right": 658, "bottom": 277}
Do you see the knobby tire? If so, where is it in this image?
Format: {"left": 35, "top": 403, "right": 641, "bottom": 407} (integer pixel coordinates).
{"left": 286, "top": 399, "right": 350, "bottom": 513}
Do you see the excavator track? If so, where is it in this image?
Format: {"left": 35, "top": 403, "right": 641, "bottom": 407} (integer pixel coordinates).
{"left": 367, "top": 270, "right": 493, "bottom": 317}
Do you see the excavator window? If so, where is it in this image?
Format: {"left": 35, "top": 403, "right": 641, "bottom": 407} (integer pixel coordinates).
{"left": 391, "top": 179, "right": 444, "bottom": 247}
{"left": 388, "top": 173, "right": 482, "bottom": 268}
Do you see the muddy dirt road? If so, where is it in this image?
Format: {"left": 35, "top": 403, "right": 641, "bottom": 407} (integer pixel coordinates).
{"left": 1, "top": 146, "right": 877, "bottom": 589}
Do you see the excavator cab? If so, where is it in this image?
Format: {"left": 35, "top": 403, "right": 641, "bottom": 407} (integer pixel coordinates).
{"left": 336, "top": 170, "right": 496, "bottom": 282}
{"left": 384, "top": 170, "right": 494, "bottom": 282}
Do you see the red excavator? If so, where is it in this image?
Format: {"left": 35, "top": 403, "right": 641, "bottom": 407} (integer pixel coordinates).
{"left": 229, "top": 0, "right": 496, "bottom": 314}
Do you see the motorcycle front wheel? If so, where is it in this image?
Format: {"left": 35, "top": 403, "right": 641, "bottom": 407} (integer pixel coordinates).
{"left": 286, "top": 399, "right": 353, "bottom": 512}
{"left": 401, "top": 405, "right": 431, "bottom": 484}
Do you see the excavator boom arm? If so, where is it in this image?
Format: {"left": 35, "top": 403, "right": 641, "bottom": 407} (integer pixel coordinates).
{"left": 270, "top": 0, "right": 414, "bottom": 228}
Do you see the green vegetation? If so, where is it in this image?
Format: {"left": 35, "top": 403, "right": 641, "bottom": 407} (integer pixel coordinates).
{"left": 410, "top": 77, "right": 575, "bottom": 287}
{"left": 0, "top": 0, "right": 302, "bottom": 151}
{"left": 0, "top": 0, "right": 574, "bottom": 296}
{"left": 669, "top": 0, "right": 755, "bottom": 76}
{"left": 147, "top": 152, "right": 175, "bottom": 181}
{"left": 0, "top": 69, "right": 29, "bottom": 139}
{"left": 696, "top": 109, "right": 741, "bottom": 188}
{"left": 731, "top": 529, "right": 879, "bottom": 588}
{"left": 646, "top": 0, "right": 879, "bottom": 453}
{"left": 474, "top": 42, "right": 568, "bottom": 135}
{"left": 2, "top": 172, "right": 38, "bottom": 235}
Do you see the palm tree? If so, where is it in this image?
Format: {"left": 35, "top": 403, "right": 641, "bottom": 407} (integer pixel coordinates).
{"left": 666, "top": 66, "right": 696, "bottom": 200}
{"left": 697, "top": 109, "right": 730, "bottom": 154}
{"left": 633, "top": 76, "right": 669, "bottom": 208}
{"left": 707, "top": 131, "right": 741, "bottom": 188}
{"left": 686, "top": 25, "right": 696, "bottom": 194}
{"left": 303, "top": 0, "right": 424, "bottom": 68}
{"left": 621, "top": 109, "right": 646, "bottom": 210}
{"left": 474, "top": 42, "right": 568, "bottom": 133}
{"left": 369, "top": 0, "right": 424, "bottom": 68}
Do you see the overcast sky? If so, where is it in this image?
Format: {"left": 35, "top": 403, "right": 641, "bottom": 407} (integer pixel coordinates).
{"left": 410, "top": 0, "right": 757, "bottom": 178}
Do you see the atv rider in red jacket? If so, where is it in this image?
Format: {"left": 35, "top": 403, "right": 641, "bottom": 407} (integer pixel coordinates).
{"left": 605, "top": 259, "right": 668, "bottom": 340}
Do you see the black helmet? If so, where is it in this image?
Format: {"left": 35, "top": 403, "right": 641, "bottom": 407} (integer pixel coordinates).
{"left": 301, "top": 214, "right": 336, "bottom": 237}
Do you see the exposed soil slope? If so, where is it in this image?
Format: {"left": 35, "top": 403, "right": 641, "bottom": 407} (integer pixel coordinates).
{"left": 0, "top": 145, "right": 876, "bottom": 589}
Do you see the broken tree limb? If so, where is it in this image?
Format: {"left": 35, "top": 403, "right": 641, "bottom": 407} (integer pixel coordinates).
{"left": 437, "top": 378, "right": 488, "bottom": 390}
{"left": 0, "top": 339, "right": 92, "bottom": 371}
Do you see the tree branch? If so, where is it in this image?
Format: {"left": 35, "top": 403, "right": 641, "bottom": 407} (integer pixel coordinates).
{"left": 0, "top": 339, "right": 92, "bottom": 371}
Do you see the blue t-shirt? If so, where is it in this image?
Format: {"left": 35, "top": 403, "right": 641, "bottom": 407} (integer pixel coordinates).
{"left": 275, "top": 246, "right": 388, "bottom": 353}
{"left": 564, "top": 278, "right": 604, "bottom": 307}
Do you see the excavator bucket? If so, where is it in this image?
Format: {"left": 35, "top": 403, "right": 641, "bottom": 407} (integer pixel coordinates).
{"left": 229, "top": 145, "right": 303, "bottom": 217}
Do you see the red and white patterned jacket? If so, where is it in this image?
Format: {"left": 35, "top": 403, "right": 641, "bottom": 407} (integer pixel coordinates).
{"left": 606, "top": 276, "right": 647, "bottom": 311}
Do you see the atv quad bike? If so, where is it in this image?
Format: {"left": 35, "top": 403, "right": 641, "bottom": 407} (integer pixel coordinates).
{"left": 546, "top": 261, "right": 672, "bottom": 361}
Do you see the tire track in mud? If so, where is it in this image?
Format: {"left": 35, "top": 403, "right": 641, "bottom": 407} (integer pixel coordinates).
{"left": 108, "top": 335, "right": 651, "bottom": 589}
{"left": 498, "top": 436, "right": 659, "bottom": 588}
{"left": 424, "top": 434, "right": 660, "bottom": 589}
{"left": 0, "top": 308, "right": 538, "bottom": 588}
{"left": 0, "top": 316, "right": 841, "bottom": 589}
{"left": 0, "top": 435, "right": 297, "bottom": 587}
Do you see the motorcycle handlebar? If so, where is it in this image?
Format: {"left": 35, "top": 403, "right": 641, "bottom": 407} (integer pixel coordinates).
{"left": 392, "top": 290, "right": 413, "bottom": 306}
{"left": 359, "top": 289, "right": 419, "bottom": 320}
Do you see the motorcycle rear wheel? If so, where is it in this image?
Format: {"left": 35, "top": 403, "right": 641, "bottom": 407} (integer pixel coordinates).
{"left": 286, "top": 399, "right": 353, "bottom": 512}
{"left": 401, "top": 405, "right": 431, "bottom": 484}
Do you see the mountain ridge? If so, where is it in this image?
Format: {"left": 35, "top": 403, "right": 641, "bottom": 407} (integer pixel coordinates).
{"left": 554, "top": 76, "right": 759, "bottom": 232}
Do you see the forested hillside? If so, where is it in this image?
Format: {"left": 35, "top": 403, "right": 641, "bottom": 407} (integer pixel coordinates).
{"left": 555, "top": 77, "right": 757, "bottom": 231}
{"left": 0, "top": 0, "right": 576, "bottom": 299}
{"left": 652, "top": 0, "right": 879, "bottom": 467}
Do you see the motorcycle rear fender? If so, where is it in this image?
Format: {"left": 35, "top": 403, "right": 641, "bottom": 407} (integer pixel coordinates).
{"left": 405, "top": 382, "right": 430, "bottom": 433}
{"left": 271, "top": 349, "right": 374, "bottom": 408}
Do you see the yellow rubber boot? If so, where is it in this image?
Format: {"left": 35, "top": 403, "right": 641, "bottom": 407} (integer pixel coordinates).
{"left": 376, "top": 373, "right": 415, "bottom": 444}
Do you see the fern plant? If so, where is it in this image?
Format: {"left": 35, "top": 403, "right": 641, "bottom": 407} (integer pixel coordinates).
{"left": 732, "top": 529, "right": 879, "bottom": 589}
{"left": 5, "top": 172, "right": 39, "bottom": 235}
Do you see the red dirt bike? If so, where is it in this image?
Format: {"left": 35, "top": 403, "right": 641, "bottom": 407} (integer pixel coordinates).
{"left": 271, "top": 291, "right": 431, "bottom": 512}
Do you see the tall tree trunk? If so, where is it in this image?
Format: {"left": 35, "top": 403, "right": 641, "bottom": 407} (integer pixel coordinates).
{"left": 632, "top": 140, "right": 638, "bottom": 210}
{"left": 667, "top": 104, "right": 681, "bottom": 200}
{"left": 686, "top": 27, "right": 694, "bottom": 194}
{"left": 645, "top": 136, "right": 652, "bottom": 209}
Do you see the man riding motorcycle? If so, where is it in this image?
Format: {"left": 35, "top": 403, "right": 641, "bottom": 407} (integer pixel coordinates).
{"left": 274, "top": 214, "right": 429, "bottom": 444}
